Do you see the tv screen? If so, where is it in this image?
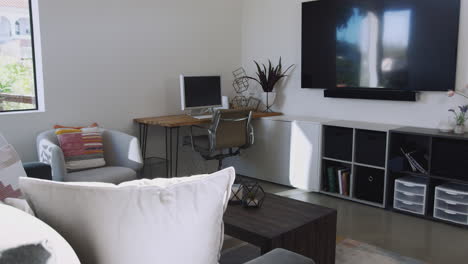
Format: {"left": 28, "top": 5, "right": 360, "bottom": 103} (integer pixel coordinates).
{"left": 302, "top": 0, "right": 460, "bottom": 92}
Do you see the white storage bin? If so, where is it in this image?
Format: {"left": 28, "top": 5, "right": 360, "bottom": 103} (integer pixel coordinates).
{"left": 395, "top": 177, "right": 427, "bottom": 196}
{"left": 434, "top": 208, "right": 468, "bottom": 225}
{"left": 394, "top": 176, "right": 427, "bottom": 215}
{"left": 435, "top": 183, "right": 468, "bottom": 204}
{"left": 395, "top": 190, "right": 425, "bottom": 204}
{"left": 435, "top": 199, "right": 468, "bottom": 214}
{"left": 394, "top": 199, "right": 424, "bottom": 215}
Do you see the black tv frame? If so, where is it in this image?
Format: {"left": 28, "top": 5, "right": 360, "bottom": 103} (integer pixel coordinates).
{"left": 301, "top": 0, "right": 461, "bottom": 102}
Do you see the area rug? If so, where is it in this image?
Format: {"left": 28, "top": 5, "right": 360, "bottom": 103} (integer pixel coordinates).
{"left": 220, "top": 238, "right": 426, "bottom": 264}
{"left": 336, "top": 239, "right": 426, "bottom": 264}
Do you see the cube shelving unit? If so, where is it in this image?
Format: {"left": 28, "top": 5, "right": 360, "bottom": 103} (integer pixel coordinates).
{"left": 320, "top": 120, "right": 401, "bottom": 208}
{"left": 387, "top": 127, "right": 468, "bottom": 227}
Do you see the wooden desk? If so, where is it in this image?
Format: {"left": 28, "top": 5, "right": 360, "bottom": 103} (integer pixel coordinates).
{"left": 134, "top": 112, "right": 282, "bottom": 177}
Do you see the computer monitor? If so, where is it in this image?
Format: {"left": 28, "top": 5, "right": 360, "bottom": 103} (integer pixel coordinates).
{"left": 180, "top": 75, "right": 222, "bottom": 111}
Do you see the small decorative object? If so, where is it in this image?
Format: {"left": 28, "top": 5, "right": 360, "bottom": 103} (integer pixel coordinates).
{"left": 449, "top": 105, "right": 468, "bottom": 134}
{"left": 231, "top": 68, "right": 250, "bottom": 109}
{"left": 229, "top": 183, "right": 244, "bottom": 205}
{"left": 246, "top": 97, "right": 261, "bottom": 111}
{"left": 230, "top": 96, "right": 249, "bottom": 109}
{"left": 245, "top": 58, "right": 294, "bottom": 112}
{"left": 447, "top": 89, "right": 468, "bottom": 99}
{"left": 232, "top": 68, "right": 250, "bottom": 94}
{"left": 437, "top": 116, "right": 454, "bottom": 133}
{"left": 400, "top": 148, "right": 428, "bottom": 174}
{"left": 242, "top": 181, "right": 265, "bottom": 208}
{"left": 454, "top": 124, "right": 465, "bottom": 135}
{"left": 447, "top": 89, "right": 468, "bottom": 134}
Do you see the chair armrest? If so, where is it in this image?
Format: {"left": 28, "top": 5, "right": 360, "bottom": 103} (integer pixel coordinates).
{"left": 36, "top": 138, "right": 67, "bottom": 182}
{"left": 103, "top": 130, "right": 143, "bottom": 171}
{"left": 189, "top": 125, "right": 212, "bottom": 151}
{"left": 248, "top": 123, "right": 254, "bottom": 146}
{"left": 23, "top": 162, "right": 52, "bottom": 181}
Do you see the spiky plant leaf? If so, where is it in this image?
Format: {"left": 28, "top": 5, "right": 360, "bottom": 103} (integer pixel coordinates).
{"left": 245, "top": 58, "right": 295, "bottom": 92}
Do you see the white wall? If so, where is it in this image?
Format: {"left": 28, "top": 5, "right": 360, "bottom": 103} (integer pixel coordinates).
{"left": 0, "top": 0, "right": 242, "bottom": 163}
{"left": 241, "top": 0, "right": 468, "bottom": 128}
{"left": 3, "top": 0, "right": 467, "bottom": 167}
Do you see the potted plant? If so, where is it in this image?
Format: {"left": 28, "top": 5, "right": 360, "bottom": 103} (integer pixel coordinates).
{"left": 447, "top": 89, "right": 468, "bottom": 134}
{"left": 245, "top": 58, "right": 294, "bottom": 112}
{"left": 449, "top": 105, "right": 468, "bottom": 134}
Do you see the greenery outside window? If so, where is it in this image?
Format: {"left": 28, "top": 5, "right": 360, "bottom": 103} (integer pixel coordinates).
{"left": 0, "top": 0, "right": 42, "bottom": 113}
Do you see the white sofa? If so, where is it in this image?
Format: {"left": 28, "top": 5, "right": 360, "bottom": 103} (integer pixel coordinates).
{"left": 3, "top": 167, "right": 315, "bottom": 264}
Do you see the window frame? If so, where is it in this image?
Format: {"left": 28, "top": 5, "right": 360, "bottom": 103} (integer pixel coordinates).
{"left": 0, "top": 0, "right": 44, "bottom": 114}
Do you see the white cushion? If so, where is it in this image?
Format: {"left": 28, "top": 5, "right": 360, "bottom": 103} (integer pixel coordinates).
{"left": 64, "top": 166, "right": 137, "bottom": 184}
{"left": 0, "top": 203, "right": 80, "bottom": 264}
{"left": 3, "top": 197, "right": 35, "bottom": 216}
{"left": 20, "top": 167, "right": 236, "bottom": 264}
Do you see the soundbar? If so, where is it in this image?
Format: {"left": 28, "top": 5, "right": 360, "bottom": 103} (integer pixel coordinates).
{"left": 324, "top": 89, "right": 418, "bottom": 102}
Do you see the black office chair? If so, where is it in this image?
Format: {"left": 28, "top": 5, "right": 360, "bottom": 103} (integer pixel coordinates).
{"left": 186, "top": 109, "right": 254, "bottom": 170}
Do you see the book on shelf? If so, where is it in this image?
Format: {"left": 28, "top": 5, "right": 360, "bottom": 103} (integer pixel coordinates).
{"left": 337, "top": 168, "right": 350, "bottom": 196}
{"left": 342, "top": 171, "right": 350, "bottom": 196}
{"left": 327, "top": 167, "right": 337, "bottom": 193}
{"left": 326, "top": 166, "right": 350, "bottom": 195}
{"left": 338, "top": 168, "right": 343, "bottom": 194}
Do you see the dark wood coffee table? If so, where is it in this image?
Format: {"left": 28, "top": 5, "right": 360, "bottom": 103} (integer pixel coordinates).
{"left": 224, "top": 193, "right": 337, "bottom": 264}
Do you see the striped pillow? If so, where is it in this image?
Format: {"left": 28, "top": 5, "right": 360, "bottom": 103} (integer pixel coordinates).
{"left": 55, "top": 126, "right": 106, "bottom": 171}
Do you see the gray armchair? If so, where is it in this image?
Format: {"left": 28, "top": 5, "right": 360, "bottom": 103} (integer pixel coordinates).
{"left": 36, "top": 129, "right": 143, "bottom": 183}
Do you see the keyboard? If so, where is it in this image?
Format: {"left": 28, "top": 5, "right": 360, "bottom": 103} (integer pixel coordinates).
{"left": 192, "top": 115, "right": 213, "bottom": 120}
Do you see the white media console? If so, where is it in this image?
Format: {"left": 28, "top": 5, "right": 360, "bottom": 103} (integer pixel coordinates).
{"left": 225, "top": 115, "right": 331, "bottom": 192}
{"left": 225, "top": 117, "right": 398, "bottom": 204}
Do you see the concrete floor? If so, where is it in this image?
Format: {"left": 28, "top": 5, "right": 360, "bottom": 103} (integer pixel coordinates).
{"left": 257, "top": 181, "right": 468, "bottom": 264}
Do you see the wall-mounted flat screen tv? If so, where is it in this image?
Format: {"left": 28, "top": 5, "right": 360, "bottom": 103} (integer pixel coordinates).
{"left": 302, "top": 0, "right": 460, "bottom": 97}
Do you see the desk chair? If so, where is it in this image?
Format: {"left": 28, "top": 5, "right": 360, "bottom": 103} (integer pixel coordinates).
{"left": 186, "top": 110, "right": 254, "bottom": 170}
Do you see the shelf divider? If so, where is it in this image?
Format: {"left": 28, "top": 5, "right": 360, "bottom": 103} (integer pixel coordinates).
{"left": 322, "top": 157, "right": 352, "bottom": 164}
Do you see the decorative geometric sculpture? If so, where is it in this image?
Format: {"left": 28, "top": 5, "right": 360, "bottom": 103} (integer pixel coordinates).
{"left": 242, "top": 181, "right": 266, "bottom": 208}
{"left": 230, "top": 96, "right": 249, "bottom": 109}
{"left": 232, "top": 68, "right": 250, "bottom": 94}
{"left": 229, "top": 183, "right": 244, "bottom": 205}
{"left": 247, "top": 97, "right": 261, "bottom": 112}
{"left": 230, "top": 68, "right": 250, "bottom": 109}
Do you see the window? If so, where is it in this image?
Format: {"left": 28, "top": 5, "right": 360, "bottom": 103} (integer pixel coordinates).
{"left": 0, "top": 0, "right": 42, "bottom": 113}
